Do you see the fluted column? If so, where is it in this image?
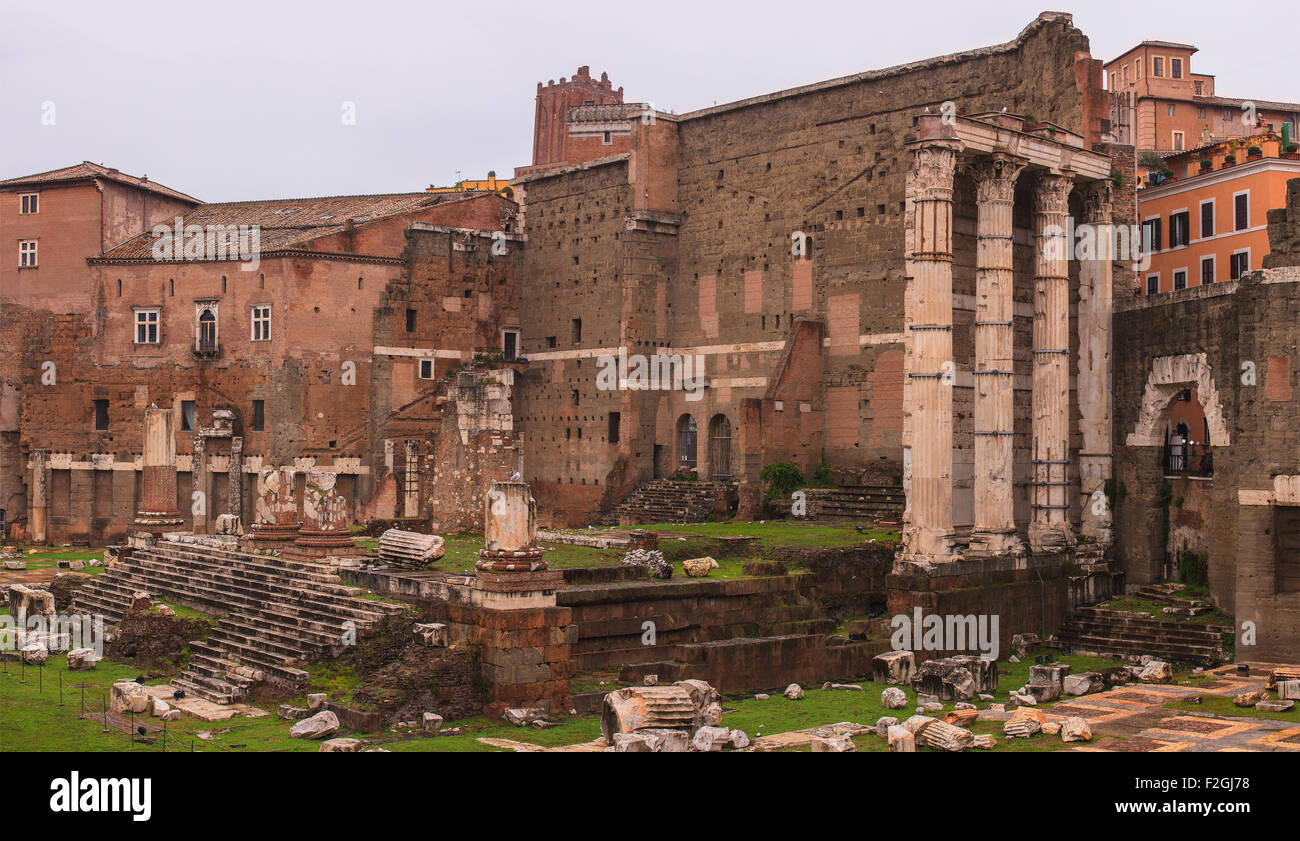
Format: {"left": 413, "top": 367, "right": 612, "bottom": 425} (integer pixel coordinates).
{"left": 969, "top": 154, "right": 1026, "bottom": 555}
{"left": 902, "top": 141, "right": 960, "bottom": 563}
{"left": 133, "top": 405, "right": 184, "bottom": 535}
{"left": 1078, "top": 180, "right": 1114, "bottom": 547}
{"left": 1029, "top": 172, "right": 1075, "bottom": 553}
{"left": 193, "top": 434, "right": 208, "bottom": 534}
{"left": 228, "top": 435, "right": 243, "bottom": 522}
{"left": 30, "top": 448, "right": 49, "bottom": 544}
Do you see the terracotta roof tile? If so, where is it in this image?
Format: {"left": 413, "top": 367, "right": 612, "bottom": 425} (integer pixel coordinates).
{"left": 0, "top": 161, "right": 201, "bottom": 204}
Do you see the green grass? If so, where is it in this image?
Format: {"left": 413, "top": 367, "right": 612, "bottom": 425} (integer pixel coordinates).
{"left": 1098, "top": 596, "right": 1233, "bottom": 627}
{"left": 1165, "top": 692, "right": 1300, "bottom": 723}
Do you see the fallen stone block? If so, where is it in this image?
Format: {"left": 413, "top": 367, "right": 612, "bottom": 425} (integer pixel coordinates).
{"left": 886, "top": 725, "right": 915, "bottom": 752}
{"left": 875, "top": 716, "right": 899, "bottom": 737}
{"left": 811, "top": 734, "right": 857, "bottom": 752}
{"left": 912, "top": 657, "right": 978, "bottom": 701}
{"left": 872, "top": 650, "right": 916, "bottom": 685}
{"left": 881, "top": 687, "right": 908, "bottom": 709}
{"left": 784, "top": 683, "right": 804, "bottom": 700}
{"left": 612, "top": 733, "right": 654, "bottom": 752}
{"left": 151, "top": 698, "right": 171, "bottom": 717}
{"left": 971, "top": 733, "right": 996, "bottom": 750}
{"left": 1060, "top": 716, "right": 1092, "bottom": 742}
{"left": 1138, "top": 660, "right": 1173, "bottom": 684}
{"left": 278, "top": 705, "right": 310, "bottom": 721}
{"left": 423, "top": 712, "right": 444, "bottom": 732}
{"left": 110, "top": 681, "right": 150, "bottom": 715}
{"left": 1003, "top": 717, "right": 1041, "bottom": 738}
{"left": 914, "top": 718, "right": 974, "bottom": 751}
{"left": 942, "top": 708, "right": 979, "bottom": 727}
{"left": 1042, "top": 721, "right": 1061, "bottom": 735}
{"left": 1278, "top": 680, "right": 1300, "bottom": 701}
{"left": 307, "top": 693, "right": 327, "bottom": 712}
{"left": 413, "top": 622, "right": 448, "bottom": 648}
{"left": 641, "top": 728, "right": 690, "bottom": 752}
{"left": 1233, "top": 689, "right": 1269, "bottom": 707}
{"left": 681, "top": 556, "right": 718, "bottom": 577}
{"left": 320, "top": 738, "right": 361, "bottom": 752}
{"left": 1256, "top": 700, "right": 1295, "bottom": 713}
{"left": 20, "top": 644, "right": 48, "bottom": 665}
{"left": 160, "top": 709, "right": 182, "bottom": 722}
{"left": 66, "top": 648, "right": 98, "bottom": 670}
{"left": 1064, "top": 672, "right": 1105, "bottom": 696}
{"left": 290, "top": 710, "right": 340, "bottom": 740}
{"left": 1011, "top": 632, "right": 1040, "bottom": 658}
{"left": 691, "top": 725, "right": 732, "bottom": 752}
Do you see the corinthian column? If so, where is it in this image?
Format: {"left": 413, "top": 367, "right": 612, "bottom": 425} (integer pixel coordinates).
{"left": 133, "top": 405, "right": 184, "bottom": 536}
{"left": 1029, "top": 172, "right": 1075, "bottom": 553}
{"left": 1077, "top": 179, "right": 1114, "bottom": 547}
{"left": 902, "top": 141, "right": 960, "bottom": 563}
{"left": 969, "top": 154, "right": 1026, "bottom": 556}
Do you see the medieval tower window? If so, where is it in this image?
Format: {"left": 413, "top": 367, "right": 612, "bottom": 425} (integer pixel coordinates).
{"left": 502, "top": 329, "right": 519, "bottom": 360}
{"left": 181, "top": 400, "right": 196, "bottom": 431}
{"left": 406, "top": 308, "right": 417, "bottom": 332}
{"left": 93, "top": 399, "right": 109, "bottom": 431}
{"left": 196, "top": 303, "right": 218, "bottom": 352}
{"left": 571, "top": 318, "right": 582, "bottom": 343}
{"left": 251, "top": 305, "right": 271, "bottom": 341}
{"left": 252, "top": 399, "right": 265, "bottom": 431}
{"left": 134, "top": 308, "right": 160, "bottom": 344}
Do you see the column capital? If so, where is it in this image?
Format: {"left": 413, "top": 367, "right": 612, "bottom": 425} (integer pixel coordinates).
{"left": 909, "top": 142, "right": 960, "bottom": 202}
{"left": 1079, "top": 179, "right": 1114, "bottom": 224}
{"left": 969, "top": 154, "right": 1027, "bottom": 204}
{"left": 1033, "top": 171, "right": 1075, "bottom": 214}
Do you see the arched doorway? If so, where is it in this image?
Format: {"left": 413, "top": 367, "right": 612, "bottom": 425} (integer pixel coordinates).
{"left": 677, "top": 414, "right": 697, "bottom": 470}
{"left": 708, "top": 414, "right": 732, "bottom": 480}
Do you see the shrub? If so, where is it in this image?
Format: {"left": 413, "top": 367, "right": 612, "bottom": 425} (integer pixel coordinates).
{"left": 759, "top": 461, "right": 804, "bottom": 505}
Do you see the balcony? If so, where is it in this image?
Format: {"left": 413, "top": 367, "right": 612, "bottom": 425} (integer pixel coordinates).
{"left": 1163, "top": 442, "right": 1213, "bottom": 478}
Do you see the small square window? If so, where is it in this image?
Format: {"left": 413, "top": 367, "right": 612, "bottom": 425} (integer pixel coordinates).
{"left": 1146, "top": 274, "right": 1160, "bottom": 295}
{"left": 18, "top": 240, "right": 37, "bottom": 268}
{"left": 1173, "top": 270, "right": 1187, "bottom": 290}
{"left": 419, "top": 358, "right": 434, "bottom": 379}
{"left": 19, "top": 194, "right": 38, "bottom": 214}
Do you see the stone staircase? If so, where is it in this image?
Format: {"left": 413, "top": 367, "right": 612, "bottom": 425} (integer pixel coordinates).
{"left": 594, "top": 480, "right": 725, "bottom": 526}
{"left": 804, "top": 485, "right": 904, "bottom": 524}
{"left": 1049, "top": 606, "right": 1229, "bottom": 666}
{"left": 72, "top": 540, "right": 406, "bottom": 704}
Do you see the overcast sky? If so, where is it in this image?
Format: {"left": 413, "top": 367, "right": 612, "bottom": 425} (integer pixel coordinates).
{"left": 3, "top": 0, "right": 1296, "bottom": 203}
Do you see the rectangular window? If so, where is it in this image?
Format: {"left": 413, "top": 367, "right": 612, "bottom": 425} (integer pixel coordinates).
{"left": 1230, "top": 251, "right": 1249, "bottom": 279}
{"left": 252, "top": 399, "right": 265, "bottom": 431}
{"left": 571, "top": 389, "right": 580, "bottom": 407}
{"left": 571, "top": 318, "right": 582, "bottom": 344}
{"left": 18, "top": 240, "right": 37, "bottom": 267}
{"left": 19, "top": 193, "right": 38, "bottom": 214}
{"left": 1173, "top": 269, "right": 1187, "bottom": 290}
{"left": 1142, "top": 218, "right": 1162, "bottom": 252}
{"left": 251, "top": 305, "right": 271, "bottom": 341}
{"left": 93, "top": 399, "right": 109, "bottom": 431}
{"left": 502, "top": 330, "right": 519, "bottom": 361}
{"left": 1200, "top": 201, "right": 1215, "bottom": 238}
{"left": 1171, "top": 58, "right": 1182, "bottom": 79}
{"left": 1197, "top": 106, "right": 1206, "bottom": 119}
{"left": 1146, "top": 274, "right": 1160, "bottom": 295}
{"left": 1201, "top": 256, "right": 1215, "bottom": 285}
{"left": 602, "top": 131, "right": 612, "bottom": 145}
{"left": 1234, "top": 192, "right": 1249, "bottom": 230}
{"left": 418, "top": 358, "right": 434, "bottom": 379}
{"left": 1172, "top": 130, "right": 1183, "bottom": 150}
{"left": 1170, "top": 211, "right": 1190, "bottom": 247}
{"left": 545, "top": 336, "right": 556, "bottom": 349}
{"left": 181, "top": 400, "right": 196, "bottom": 431}
{"left": 1167, "top": 103, "right": 1176, "bottom": 117}
{"left": 405, "top": 308, "right": 417, "bottom": 332}
{"left": 1153, "top": 56, "right": 1164, "bottom": 77}
{"left": 135, "top": 309, "right": 160, "bottom": 344}
{"left": 608, "top": 411, "right": 621, "bottom": 444}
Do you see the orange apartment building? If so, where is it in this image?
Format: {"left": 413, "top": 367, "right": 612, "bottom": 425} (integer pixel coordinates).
{"left": 1105, "top": 41, "right": 1300, "bottom": 155}
{"left": 1138, "top": 132, "right": 1300, "bottom": 294}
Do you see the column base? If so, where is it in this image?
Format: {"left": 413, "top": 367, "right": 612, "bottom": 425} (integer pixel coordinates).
{"left": 247, "top": 521, "right": 302, "bottom": 549}
{"left": 898, "top": 526, "right": 963, "bottom": 568}
{"left": 1028, "top": 521, "right": 1076, "bottom": 554}
{"left": 477, "top": 547, "right": 547, "bottom": 572}
{"left": 966, "top": 529, "right": 1026, "bottom": 558}
{"left": 132, "top": 510, "right": 184, "bottom": 538}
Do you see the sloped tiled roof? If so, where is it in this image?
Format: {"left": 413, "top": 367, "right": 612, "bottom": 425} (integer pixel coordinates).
{"left": 0, "top": 161, "right": 201, "bottom": 204}
{"left": 95, "top": 191, "right": 493, "bottom": 260}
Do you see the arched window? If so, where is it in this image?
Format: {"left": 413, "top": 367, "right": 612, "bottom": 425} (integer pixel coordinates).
{"left": 709, "top": 414, "right": 732, "bottom": 480}
{"left": 197, "top": 308, "right": 217, "bottom": 351}
{"left": 677, "top": 414, "right": 697, "bottom": 469}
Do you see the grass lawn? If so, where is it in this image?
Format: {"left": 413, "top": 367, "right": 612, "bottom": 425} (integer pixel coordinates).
{"left": 1165, "top": 691, "right": 1300, "bottom": 724}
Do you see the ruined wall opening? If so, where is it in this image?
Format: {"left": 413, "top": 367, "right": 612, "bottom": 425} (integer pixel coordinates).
{"left": 676, "top": 414, "right": 696, "bottom": 470}
{"left": 708, "top": 414, "right": 732, "bottom": 480}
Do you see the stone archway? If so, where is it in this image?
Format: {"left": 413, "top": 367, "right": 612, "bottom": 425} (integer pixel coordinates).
{"left": 1125, "top": 353, "right": 1231, "bottom": 447}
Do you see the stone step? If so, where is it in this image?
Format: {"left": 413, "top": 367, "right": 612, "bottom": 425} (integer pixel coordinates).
{"left": 1051, "top": 632, "right": 1225, "bottom": 666}
{"left": 170, "top": 675, "right": 237, "bottom": 706}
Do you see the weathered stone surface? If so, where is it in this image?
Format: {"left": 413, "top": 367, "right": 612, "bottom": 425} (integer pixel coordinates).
{"left": 875, "top": 716, "right": 900, "bottom": 737}
{"left": 128, "top": 591, "right": 152, "bottom": 612}
{"left": 1256, "top": 700, "right": 1295, "bottom": 713}
{"left": 423, "top": 712, "right": 444, "bottom": 732}
{"left": 1060, "top": 716, "right": 1092, "bottom": 742}
{"left": 1138, "top": 660, "right": 1173, "bottom": 684}
{"left": 912, "top": 656, "right": 980, "bottom": 701}
{"left": 914, "top": 718, "right": 974, "bottom": 751}
{"left": 413, "top": 622, "right": 448, "bottom": 647}
{"left": 1233, "top": 689, "right": 1269, "bottom": 707}
{"left": 872, "top": 650, "right": 916, "bottom": 685}
{"left": 729, "top": 729, "right": 751, "bottom": 749}
{"left": 886, "top": 725, "right": 915, "bottom": 752}
{"left": 640, "top": 728, "right": 690, "bottom": 752}
{"left": 681, "top": 556, "right": 719, "bottom": 577}
{"left": 691, "top": 725, "right": 732, "bottom": 752}
{"left": 290, "top": 710, "right": 340, "bottom": 740}
{"left": 972, "top": 733, "right": 997, "bottom": 749}
{"left": 6, "top": 584, "right": 54, "bottom": 619}
{"left": 784, "top": 683, "right": 804, "bottom": 700}
{"left": 320, "top": 738, "right": 361, "bottom": 752}
{"left": 110, "top": 681, "right": 150, "bottom": 714}
{"left": 881, "top": 687, "right": 908, "bottom": 709}
{"left": 1278, "top": 680, "right": 1300, "bottom": 700}
{"left": 812, "top": 734, "right": 857, "bottom": 752}
{"left": 278, "top": 704, "right": 310, "bottom": 721}
{"left": 504, "top": 707, "right": 548, "bottom": 727}
{"left": 1003, "top": 716, "right": 1042, "bottom": 738}
{"left": 307, "top": 693, "right": 327, "bottom": 712}
{"left": 1064, "top": 672, "right": 1105, "bottom": 696}
{"left": 1011, "top": 632, "right": 1040, "bottom": 658}
{"left": 66, "top": 648, "right": 98, "bottom": 670}
{"left": 20, "top": 644, "right": 48, "bottom": 665}
{"left": 612, "top": 732, "right": 654, "bottom": 752}
{"left": 621, "top": 548, "right": 671, "bottom": 578}
{"left": 942, "top": 708, "right": 979, "bottom": 727}
{"left": 150, "top": 698, "right": 171, "bottom": 717}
